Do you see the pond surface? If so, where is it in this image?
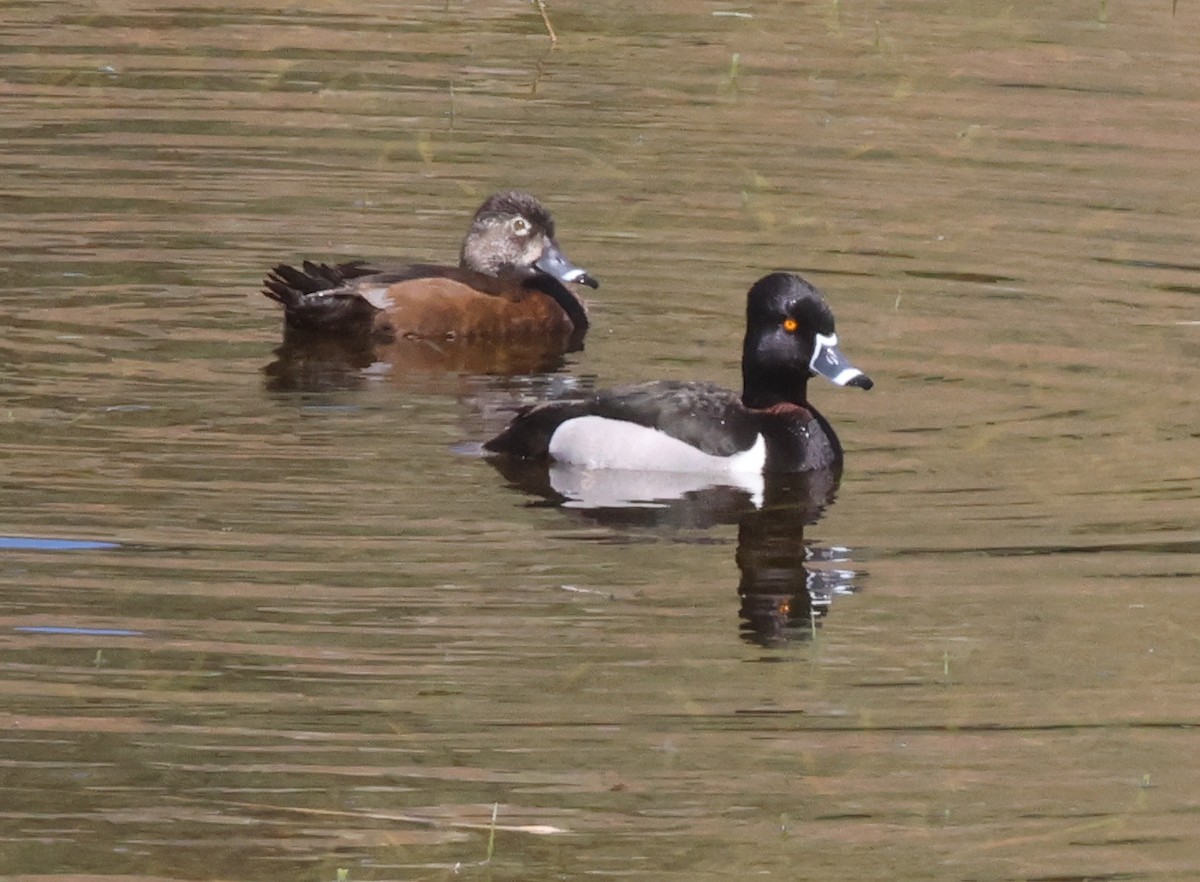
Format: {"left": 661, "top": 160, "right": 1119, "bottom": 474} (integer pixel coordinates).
{"left": 2, "top": 1, "right": 1199, "bottom": 880}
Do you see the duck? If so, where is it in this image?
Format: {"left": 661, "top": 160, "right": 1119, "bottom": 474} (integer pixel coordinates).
{"left": 262, "top": 190, "right": 599, "bottom": 347}
{"left": 484, "top": 272, "right": 873, "bottom": 474}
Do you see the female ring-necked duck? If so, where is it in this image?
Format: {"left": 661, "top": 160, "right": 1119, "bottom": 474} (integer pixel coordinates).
{"left": 263, "top": 190, "right": 599, "bottom": 346}
{"left": 484, "top": 272, "right": 873, "bottom": 474}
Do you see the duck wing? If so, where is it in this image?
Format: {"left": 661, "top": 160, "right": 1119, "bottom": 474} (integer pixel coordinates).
{"left": 485, "top": 381, "right": 758, "bottom": 460}
{"left": 589, "top": 381, "right": 759, "bottom": 457}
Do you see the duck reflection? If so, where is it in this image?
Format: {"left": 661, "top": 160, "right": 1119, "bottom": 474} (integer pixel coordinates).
{"left": 488, "top": 459, "right": 863, "bottom": 645}
{"left": 734, "top": 470, "right": 859, "bottom": 645}
{"left": 262, "top": 331, "right": 575, "bottom": 394}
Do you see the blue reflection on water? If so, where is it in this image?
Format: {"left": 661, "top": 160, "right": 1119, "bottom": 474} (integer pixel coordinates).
{"left": 14, "top": 626, "right": 144, "bottom": 637}
{"left": 0, "top": 537, "right": 120, "bottom": 551}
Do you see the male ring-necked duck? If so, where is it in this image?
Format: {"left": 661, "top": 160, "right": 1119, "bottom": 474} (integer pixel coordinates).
{"left": 484, "top": 272, "right": 873, "bottom": 474}
{"left": 262, "top": 190, "right": 599, "bottom": 346}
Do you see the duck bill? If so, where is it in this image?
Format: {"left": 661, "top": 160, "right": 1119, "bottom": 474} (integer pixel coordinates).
{"left": 810, "top": 333, "right": 873, "bottom": 390}
{"left": 535, "top": 240, "right": 600, "bottom": 288}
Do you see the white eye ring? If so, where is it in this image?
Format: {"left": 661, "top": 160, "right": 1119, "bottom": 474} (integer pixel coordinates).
{"left": 512, "top": 217, "right": 531, "bottom": 234}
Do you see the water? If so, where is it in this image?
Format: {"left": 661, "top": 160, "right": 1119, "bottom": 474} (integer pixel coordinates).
{"left": 2, "top": 1, "right": 1199, "bottom": 880}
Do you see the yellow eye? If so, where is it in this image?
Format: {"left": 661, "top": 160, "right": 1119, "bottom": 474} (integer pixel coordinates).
{"left": 782, "top": 317, "right": 798, "bottom": 333}
{"left": 512, "top": 217, "right": 531, "bottom": 234}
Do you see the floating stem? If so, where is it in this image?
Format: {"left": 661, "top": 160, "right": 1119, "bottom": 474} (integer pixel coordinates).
{"left": 533, "top": 0, "right": 558, "bottom": 44}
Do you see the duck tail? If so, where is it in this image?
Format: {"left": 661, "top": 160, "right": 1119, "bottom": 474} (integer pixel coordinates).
{"left": 262, "top": 260, "right": 381, "bottom": 336}
{"left": 483, "top": 401, "right": 590, "bottom": 459}
{"left": 262, "top": 260, "right": 375, "bottom": 306}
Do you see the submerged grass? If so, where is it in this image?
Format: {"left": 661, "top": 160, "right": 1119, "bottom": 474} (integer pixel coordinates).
{"left": 454, "top": 803, "right": 500, "bottom": 872}
{"left": 533, "top": 0, "right": 558, "bottom": 43}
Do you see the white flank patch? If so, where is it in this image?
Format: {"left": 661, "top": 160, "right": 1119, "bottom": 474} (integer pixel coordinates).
{"left": 549, "top": 464, "right": 765, "bottom": 509}
{"left": 547, "top": 416, "right": 767, "bottom": 474}
{"left": 360, "top": 285, "right": 394, "bottom": 310}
